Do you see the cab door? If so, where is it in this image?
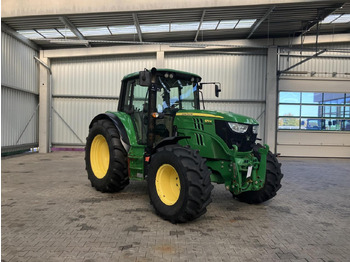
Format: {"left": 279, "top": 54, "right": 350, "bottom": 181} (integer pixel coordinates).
{"left": 119, "top": 79, "right": 149, "bottom": 145}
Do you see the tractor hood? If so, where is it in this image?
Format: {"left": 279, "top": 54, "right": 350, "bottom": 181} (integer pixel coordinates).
{"left": 175, "top": 110, "right": 259, "bottom": 125}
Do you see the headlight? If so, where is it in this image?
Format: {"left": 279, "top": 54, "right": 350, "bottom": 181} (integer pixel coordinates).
{"left": 252, "top": 125, "right": 259, "bottom": 134}
{"left": 228, "top": 122, "right": 248, "bottom": 133}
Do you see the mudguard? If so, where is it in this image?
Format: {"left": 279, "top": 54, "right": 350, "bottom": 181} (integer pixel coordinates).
{"left": 89, "top": 113, "right": 130, "bottom": 152}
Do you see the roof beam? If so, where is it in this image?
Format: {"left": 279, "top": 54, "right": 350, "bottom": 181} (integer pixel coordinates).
{"left": 247, "top": 6, "right": 275, "bottom": 39}
{"left": 59, "top": 16, "right": 90, "bottom": 47}
{"left": 1, "top": 22, "right": 39, "bottom": 51}
{"left": 2, "top": 0, "right": 340, "bottom": 18}
{"left": 132, "top": 13, "right": 143, "bottom": 42}
{"left": 194, "top": 10, "right": 206, "bottom": 42}
{"left": 300, "top": 3, "right": 344, "bottom": 36}
{"left": 58, "top": 16, "right": 85, "bottom": 40}
{"left": 42, "top": 33, "right": 350, "bottom": 59}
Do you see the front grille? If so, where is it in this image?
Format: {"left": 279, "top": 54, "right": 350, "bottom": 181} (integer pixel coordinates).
{"left": 215, "top": 120, "right": 257, "bottom": 152}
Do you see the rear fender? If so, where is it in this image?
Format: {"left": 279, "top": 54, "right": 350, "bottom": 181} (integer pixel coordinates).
{"left": 89, "top": 113, "right": 130, "bottom": 152}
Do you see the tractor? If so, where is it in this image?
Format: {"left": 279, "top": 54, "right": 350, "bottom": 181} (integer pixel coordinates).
{"left": 85, "top": 68, "right": 283, "bottom": 223}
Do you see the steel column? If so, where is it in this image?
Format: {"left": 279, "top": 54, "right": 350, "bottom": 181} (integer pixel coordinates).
{"left": 37, "top": 52, "right": 51, "bottom": 153}
{"left": 265, "top": 46, "right": 278, "bottom": 153}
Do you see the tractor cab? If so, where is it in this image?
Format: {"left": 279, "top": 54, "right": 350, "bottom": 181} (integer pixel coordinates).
{"left": 118, "top": 69, "right": 202, "bottom": 145}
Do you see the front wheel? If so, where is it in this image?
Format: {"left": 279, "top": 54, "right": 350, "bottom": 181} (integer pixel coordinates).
{"left": 148, "top": 145, "right": 213, "bottom": 223}
{"left": 235, "top": 144, "right": 283, "bottom": 204}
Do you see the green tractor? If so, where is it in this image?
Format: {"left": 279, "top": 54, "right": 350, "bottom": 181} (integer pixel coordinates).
{"left": 85, "top": 68, "right": 283, "bottom": 223}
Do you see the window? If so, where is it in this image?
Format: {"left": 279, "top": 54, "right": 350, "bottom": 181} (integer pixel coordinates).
{"left": 278, "top": 92, "right": 350, "bottom": 131}
{"left": 156, "top": 77, "right": 197, "bottom": 112}
{"left": 279, "top": 92, "right": 300, "bottom": 103}
{"left": 301, "top": 92, "right": 322, "bottom": 104}
{"left": 122, "top": 79, "right": 148, "bottom": 113}
{"left": 321, "top": 14, "right": 350, "bottom": 24}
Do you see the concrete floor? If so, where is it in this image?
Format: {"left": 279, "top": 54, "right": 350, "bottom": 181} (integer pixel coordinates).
{"left": 1, "top": 151, "right": 350, "bottom": 262}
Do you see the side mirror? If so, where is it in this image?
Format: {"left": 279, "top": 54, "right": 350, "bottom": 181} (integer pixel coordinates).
{"left": 301, "top": 120, "right": 305, "bottom": 125}
{"left": 139, "top": 70, "right": 152, "bottom": 86}
{"left": 215, "top": 84, "right": 221, "bottom": 97}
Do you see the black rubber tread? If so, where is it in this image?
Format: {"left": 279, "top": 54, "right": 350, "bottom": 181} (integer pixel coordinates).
{"left": 85, "top": 119, "right": 129, "bottom": 193}
{"left": 148, "top": 145, "right": 214, "bottom": 223}
{"left": 235, "top": 144, "right": 283, "bottom": 204}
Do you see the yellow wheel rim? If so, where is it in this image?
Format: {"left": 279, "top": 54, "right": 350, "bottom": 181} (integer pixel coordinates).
{"left": 90, "top": 134, "right": 110, "bottom": 179}
{"left": 155, "top": 164, "right": 181, "bottom": 206}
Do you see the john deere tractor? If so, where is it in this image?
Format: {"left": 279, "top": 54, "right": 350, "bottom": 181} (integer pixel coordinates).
{"left": 85, "top": 68, "right": 283, "bottom": 223}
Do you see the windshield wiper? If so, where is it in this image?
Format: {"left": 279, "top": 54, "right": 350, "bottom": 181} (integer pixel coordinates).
{"left": 158, "top": 77, "right": 170, "bottom": 93}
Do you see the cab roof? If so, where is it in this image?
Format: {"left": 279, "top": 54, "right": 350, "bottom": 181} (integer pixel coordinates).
{"left": 122, "top": 68, "right": 202, "bottom": 81}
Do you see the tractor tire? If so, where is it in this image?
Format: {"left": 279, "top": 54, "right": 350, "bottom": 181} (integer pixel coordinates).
{"left": 85, "top": 119, "right": 129, "bottom": 192}
{"left": 148, "top": 145, "right": 213, "bottom": 223}
{"left": 235, "top": 144, "right": 283, "bottom": 204}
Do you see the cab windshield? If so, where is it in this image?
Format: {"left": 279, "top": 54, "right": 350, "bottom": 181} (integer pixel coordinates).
{"left": 156, "top": 76, "right": 199, "bottom": 113}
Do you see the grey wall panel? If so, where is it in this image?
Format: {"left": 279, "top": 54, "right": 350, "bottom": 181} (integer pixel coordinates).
{"left": 278, "top": 131, "right": 350, "bottom": 147}
{"left": 165, "top": 52, "right": 267, "bottom": 142}
{"left": 51, "top": 52, "right": 267, "bottom": 147}
{"left": 279, "top": 78, "right": 350, "bottom": 93}
{"left": 1, "top": 87, "right": 39, "bottom": 151}
{"left": 52, "top": 98, "right": 119, "bottom": 145}
{"left": 277, "top": 144, "right": 350, "bottom": 158}
{"left": 51, "top": 54, "right": 156, "bottom": 146}
{"left": 51, "top": 54, "right": 156, "bottom": 97}
{"left": 164, "top": 52, "right": 267, "bottom": 100}
{"left": 1, "top": 32, "right": 39, "bottom": 153}
{"left": 277, "top": 131, "right": 350, "bottom": 158}
{"left": 1, "top": 32, "right": 39, "bottom": 94}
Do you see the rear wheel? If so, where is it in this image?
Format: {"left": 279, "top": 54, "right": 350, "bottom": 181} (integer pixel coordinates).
{"left": 235, "top": 144, "right": 283, "bottom": 204}
{"left": 148, "top": 145, "right": 213, "bottom": 223}
{"left": 85, "top": 119, "right": 129, "bottom": 192}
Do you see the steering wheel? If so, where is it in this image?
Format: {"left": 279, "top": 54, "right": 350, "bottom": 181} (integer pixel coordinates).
{"left": 171, "top": 100, "right": 180, "bottom": 109}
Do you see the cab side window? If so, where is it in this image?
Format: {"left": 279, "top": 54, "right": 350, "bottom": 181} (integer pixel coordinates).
{"left": 122, "top": 79, "right": 148, "bottom": 114}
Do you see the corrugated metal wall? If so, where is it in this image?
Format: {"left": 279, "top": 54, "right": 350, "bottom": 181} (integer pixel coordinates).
{"left": 50, "top": 51, "right": 267, "bottom": 146}
{"left": 51, "top": 54, "right": 156, "bottom": 145}
{"left": 165, "top": 52, "right": 267, "bottom": 140}
{"left": 165, "top": 52, "right": 267, "bottom": 100}
{"left": 1, "top": 33, "right": 38, "bottom": 93}
{"left": 1, "top": 32, "right": 39, "bottom": 153}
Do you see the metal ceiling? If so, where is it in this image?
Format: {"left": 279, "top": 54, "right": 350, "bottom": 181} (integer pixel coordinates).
{"left": 1, "top": 1, "right": 349, "bottom": 49}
